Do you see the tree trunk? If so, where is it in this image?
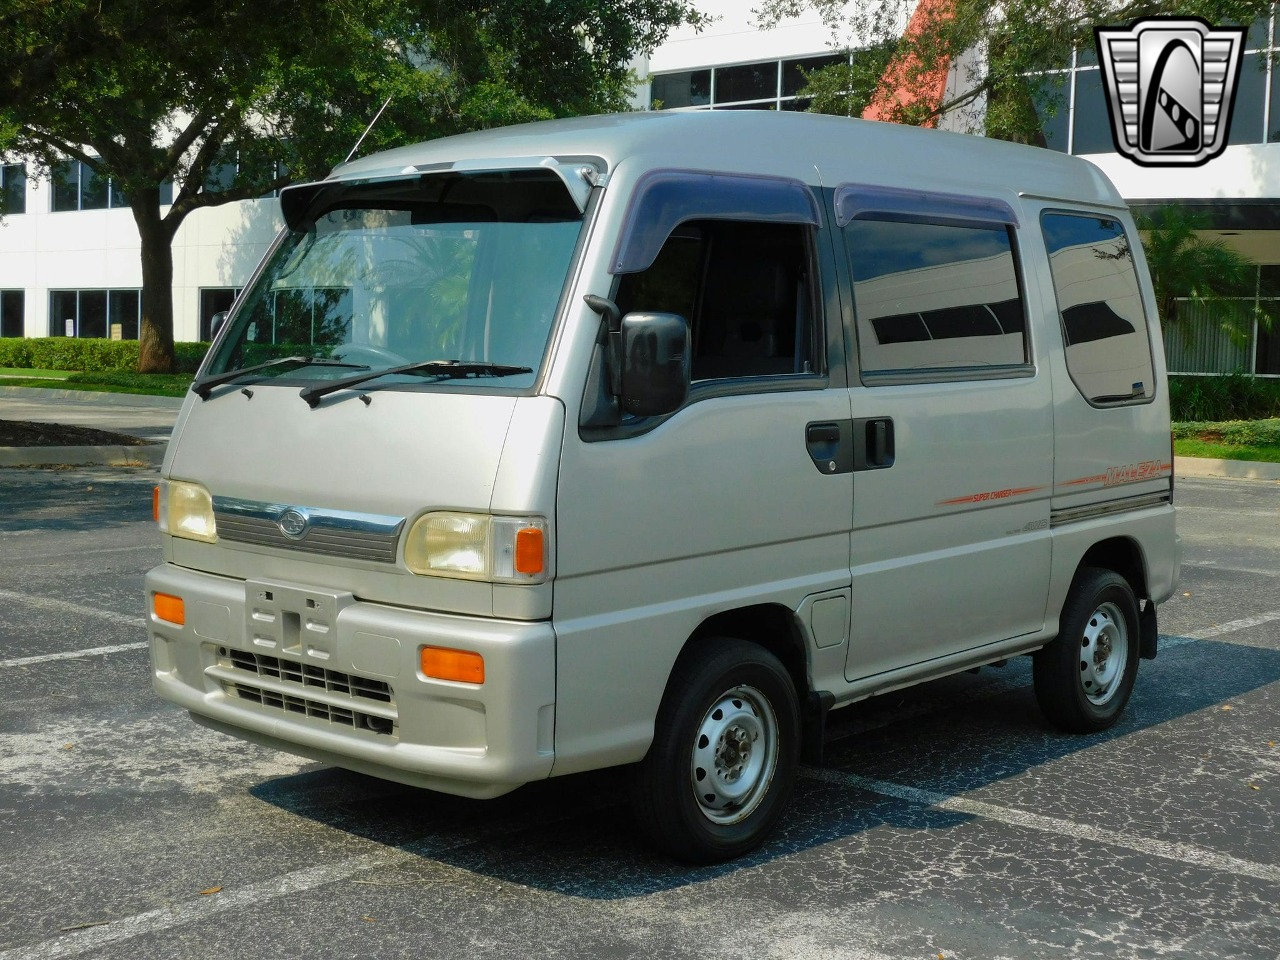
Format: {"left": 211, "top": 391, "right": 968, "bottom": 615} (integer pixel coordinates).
{"left": 132, "top": 188, "right": 179, "bottom": 373}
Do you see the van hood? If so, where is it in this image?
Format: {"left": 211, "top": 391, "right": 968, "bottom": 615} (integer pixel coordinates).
{"left": 160, "top": 384, "right": 564, "bottom": 618}
{"left": 166, "top": 384, "right": 516, "bottom": 517}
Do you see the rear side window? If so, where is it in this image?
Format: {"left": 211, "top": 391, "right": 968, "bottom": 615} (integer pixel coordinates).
{"left": 843, "top": 218, "right": 1029, "bottom": 380}
{"left": 1041, "top": 212, "right": 1155, "bottom": 405}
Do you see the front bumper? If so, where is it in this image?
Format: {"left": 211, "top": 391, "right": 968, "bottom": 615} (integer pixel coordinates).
{"left": 145, "top": 563, "right": 556, "bottom": 798}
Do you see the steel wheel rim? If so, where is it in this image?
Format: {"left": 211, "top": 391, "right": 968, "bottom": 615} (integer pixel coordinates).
{"left": 689, "top": 684, "right": 779, "bottom": 825}
{"left": 1079, "top": 600, "right": 1128, "bottom": 706}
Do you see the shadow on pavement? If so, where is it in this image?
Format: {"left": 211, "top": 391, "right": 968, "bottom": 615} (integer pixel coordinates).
{"left": 251, "top": 636, "right": 1280, "bottom": 899}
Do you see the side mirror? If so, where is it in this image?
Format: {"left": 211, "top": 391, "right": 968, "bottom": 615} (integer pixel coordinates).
{"left": 620, "top": 312, "right": 690, "bottom": 417}
{"left": 210, "top": 311, "right": 228, "bottom": 338}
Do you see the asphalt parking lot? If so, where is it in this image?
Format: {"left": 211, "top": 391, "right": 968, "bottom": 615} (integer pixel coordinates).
{"left": 0, "top": 465, "right": 1276, "bottom": 960}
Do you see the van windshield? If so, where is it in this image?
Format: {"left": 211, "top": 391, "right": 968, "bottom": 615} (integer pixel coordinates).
{"left": 204, "top": 170, "right": 585, "bottom": 394}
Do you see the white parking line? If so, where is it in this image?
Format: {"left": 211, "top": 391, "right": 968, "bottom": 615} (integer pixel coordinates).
{"left": 0, "top": 588, "right": 146, "bottom": 629}
{"left": 0, "top": 853, "right": 396, "bottom": 960}
{"left": 0, "top": 641, "right": 149, "bottom": 669}
{"left": 1183, "top": 609, "right": 1280, "bottom": 641}
{"left": 803, "top": 768, "right": 1280, "bottom": 885}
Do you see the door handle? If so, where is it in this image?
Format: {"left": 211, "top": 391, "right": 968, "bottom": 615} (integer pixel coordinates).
{"left": 852, "top": 417, "right": 894, "bottom": 471}
{"left": 805, "top": 420, "right": 853, "bottom": 475}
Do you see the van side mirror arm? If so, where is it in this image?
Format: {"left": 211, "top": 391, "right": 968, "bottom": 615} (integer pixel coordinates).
{"left": 584, "top": 294, "right": 623, "bottom": 396}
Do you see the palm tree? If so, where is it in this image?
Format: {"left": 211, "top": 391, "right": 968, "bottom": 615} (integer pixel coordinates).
{"left": 1137, "top": 205, "right": 1261, "bottom": 346}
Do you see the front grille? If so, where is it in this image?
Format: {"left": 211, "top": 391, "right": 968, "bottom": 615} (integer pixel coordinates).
{"left": 214, "top": 648, "right": 397, "bottom": 738}
{"left": 212, "top": 497, "right": 404, "bottom": 564}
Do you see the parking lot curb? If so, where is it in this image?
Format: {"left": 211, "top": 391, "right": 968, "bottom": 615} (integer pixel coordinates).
{"left": 0, "top": 386, "right": 184, "bottom": 408}
{"left": 1175, "top": 456, "right": 1280, "bottom": 482}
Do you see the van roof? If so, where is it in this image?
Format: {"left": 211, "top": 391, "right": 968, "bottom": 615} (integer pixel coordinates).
{"left": 332, "top": 111, "right": 1125, "bottom": 208}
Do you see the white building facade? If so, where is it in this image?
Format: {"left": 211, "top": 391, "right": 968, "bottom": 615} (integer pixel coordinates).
{"left": 1, "top": 0, "right": 1277, "bottom": 373}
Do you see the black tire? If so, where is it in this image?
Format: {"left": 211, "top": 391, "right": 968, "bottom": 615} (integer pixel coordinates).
{"left": 631, "top": 638, "right": 801, "bottom": 864}
{"left": 1034, "top": 567, "right": 1140, "bottom": 733}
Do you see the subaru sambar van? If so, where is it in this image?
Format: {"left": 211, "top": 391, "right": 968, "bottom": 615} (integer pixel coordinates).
{"left": 146, "top": 111, "right": 1179, "bottom": 863}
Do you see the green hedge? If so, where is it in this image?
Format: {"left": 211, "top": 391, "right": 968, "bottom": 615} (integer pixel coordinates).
{"left": 0, "top": 338, "right": 210, "bottom": 374}
{"left": 1172, "top": 418, "right": 1280, "bottom": 445}
{"left": 1169, "top": 373, "right": 1280, "bottom": 422}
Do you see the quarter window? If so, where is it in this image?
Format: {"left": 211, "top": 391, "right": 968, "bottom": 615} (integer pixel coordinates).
{"left": 844, "top": 218, "right": 1028, "bottom": 378}
{"left": 1041, "top": 213, "right": 1154, "bottom": 404}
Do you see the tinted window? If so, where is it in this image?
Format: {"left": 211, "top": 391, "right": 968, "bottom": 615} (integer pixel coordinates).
{"left": 615, "top": 220, "right": 816, "bottom": 381}
{"left": 650, "top": 70, "right": 711, "bottom": 109}
{"left": 1229, "top": 52, "right": 1266, "bottom": 145}
{"left": 1071, "top": 69, "right": 1114, "bottom": 153}
{"left": 0, "top": 290, "right": 23, "bottom": 337}
{"left": 845, "top": 218, "right": 1028, "bottom": 377}
{"left": 1041, "top": 213, "right": 1154, "bottom": 404}
{"left": 0, "top": 164, "right": 26, "bottom": 214}
{"left": 715, "top": 62, "right": 777, "bottom": 104}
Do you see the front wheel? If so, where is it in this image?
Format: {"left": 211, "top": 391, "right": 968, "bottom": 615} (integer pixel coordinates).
{"left": 631, "top": 639, "right": 800, "bottom": 864}
{"left": 1034, "top": 567, "right": 1140, "bottom": 733}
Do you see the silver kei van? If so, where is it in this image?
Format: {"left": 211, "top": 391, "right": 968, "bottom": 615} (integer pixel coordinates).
{"left": 147, "top": 111, "right": 1179, "bottom": 863}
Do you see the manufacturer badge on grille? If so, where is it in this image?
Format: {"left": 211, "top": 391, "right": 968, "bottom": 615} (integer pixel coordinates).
{"left": 277, "top": 508, "right": 309, "bottom": 540}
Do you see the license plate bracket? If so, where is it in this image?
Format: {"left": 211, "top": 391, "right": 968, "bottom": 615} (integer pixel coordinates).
{"left": 244, "top": 580, "right": 354, "bottom": 659}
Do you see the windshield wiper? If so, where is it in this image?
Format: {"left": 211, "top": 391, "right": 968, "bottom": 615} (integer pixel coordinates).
{"left": 299, "top": 360, "right": 534, "bottom": 408}
{"left": 192, "top": 356, "right": 369, "bottom": 400}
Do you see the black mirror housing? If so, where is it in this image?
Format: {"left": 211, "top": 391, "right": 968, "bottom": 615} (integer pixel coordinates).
{"left": 620, "top": 312, "right": 690, "bottom": 417}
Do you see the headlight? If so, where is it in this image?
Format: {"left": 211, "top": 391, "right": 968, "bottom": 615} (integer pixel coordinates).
{"left": 157, "top": 479, "right": 218, "bottom": 543}
{"left": 405, "top": 512, "right": 546, "bottom": 583}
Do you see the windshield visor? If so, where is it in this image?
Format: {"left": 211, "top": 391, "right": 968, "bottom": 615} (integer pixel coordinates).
{"left": 205, "top": 170, "right": 585, "bottom": 393}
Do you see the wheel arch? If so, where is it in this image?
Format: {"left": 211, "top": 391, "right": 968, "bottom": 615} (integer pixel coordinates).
{"left": 1079, "top": 536, "right": 1150, "bottom": 601}
{"left": 685, "top": 603, "right": 812, "bottom": 700}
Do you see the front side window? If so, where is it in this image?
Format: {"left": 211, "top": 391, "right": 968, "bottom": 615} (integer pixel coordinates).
{"left": 845, "top": 218, "right": 1028, "bottom": 379}
{"left": 206, "top": 170, "right": 584, "bottom": 394}
{"left": 1041, "top": 212, "right": 1154, "bottom": 404}
{"left": 615, "top": 219, "right": 817, "bottom": 381}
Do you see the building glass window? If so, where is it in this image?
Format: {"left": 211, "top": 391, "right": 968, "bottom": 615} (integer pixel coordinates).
{"left": 1229, "top": 53, "right": 1268, "bottom": 145}
{"left": 1070, "top": 68, "right": 1114, "bottom": 153}
{"left": 650, "top": 70, "right": 712, "bottom": 109}
{"left": 715, "top": 62, "right": 777, "bottom": 105}
{"left": 651, "top": 55, "right": 849, "bottom": 112}
{"left": 0, "top": 163, "right": 26, "bottom": 214}
{"left": 1031, "top": 73, "right": 1071, "bottom": 151}
{"left": 1041, "top": 213, "right": 1154, "bottom": 404}
{"left": 49, "top": 160, "right": 137, "bottom": 212}
{"left": 49, "top": 289, "right": 142, "bottom": 339}
{"left": 0, "top": 290, "right": 24, "bottom": 337}
{"left": 783, "top": 55, "right": 844, "bottom": 97}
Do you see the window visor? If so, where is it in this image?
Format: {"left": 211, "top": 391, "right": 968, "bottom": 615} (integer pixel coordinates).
{"left": 835, "top": 184, "right": 1018, "bottom": 229}
{"left": 611, "top": 169, "right": 820, "bottom": 275}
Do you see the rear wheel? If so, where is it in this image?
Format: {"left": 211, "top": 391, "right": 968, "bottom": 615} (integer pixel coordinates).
{"left": 1034, "top": 567, "right": 1140, "bottom": 733}
{"left": 631, "top": 638, "right": 800, "bottom": 864}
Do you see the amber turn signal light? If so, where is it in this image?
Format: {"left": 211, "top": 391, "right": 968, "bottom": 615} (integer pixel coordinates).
{"left": 153, "top": 592, "right": 186, "bottom": 625}
{"left": 514, "top": 527, "right": 545, "bottom": 576}
{"left": 420, "top": 646, "right": 485, "bottom": 684}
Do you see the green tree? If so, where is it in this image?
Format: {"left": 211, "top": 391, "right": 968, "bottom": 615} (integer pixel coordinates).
{"left": 756, "top": 0, "right": 1273, "bottom": 141}
{"left": 0, "top": 0, "right": 703, "bottom": 371}
{"left": 1138, "top": 204, "right": 1262, "bottom": 342}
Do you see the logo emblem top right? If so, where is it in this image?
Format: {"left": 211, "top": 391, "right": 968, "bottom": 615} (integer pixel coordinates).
{"left": 1096, "top": 17, "right": 1247, "bottom": 167}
